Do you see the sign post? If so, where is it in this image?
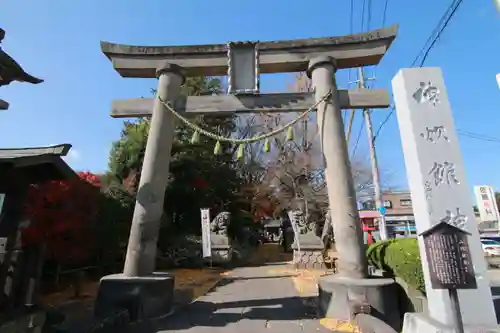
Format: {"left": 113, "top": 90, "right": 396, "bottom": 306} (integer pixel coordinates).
{"left": 421, "top": 222, "right": 476, "bottom": 333}
{"left": 200, "top": 208, "right": 211, "bottom": 259}
{"left": 474, "top": 185, "right": 500, "bottom": 224}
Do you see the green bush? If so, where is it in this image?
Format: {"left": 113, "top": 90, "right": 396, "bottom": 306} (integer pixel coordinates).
{"left": 366, "top": 238, "right": 425, "bottom": 293}
{"left": 366, "top": 240, "right": 389, "bottom": 269}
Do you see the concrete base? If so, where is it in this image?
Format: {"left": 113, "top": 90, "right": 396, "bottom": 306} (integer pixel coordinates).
{"left": 318, "top": 275, "right": 401, "bottom": 331}
{"left": 402, "top": 312, "right": 500, "bottom": 333}
{"left": 211, "top": 244, "right": 233, "bottom": 265}
{"left": 94, "top": 273, "right": 174, "bottom": 322}
{"left": 293, "top": 249, "right": 326, "bottom": 269}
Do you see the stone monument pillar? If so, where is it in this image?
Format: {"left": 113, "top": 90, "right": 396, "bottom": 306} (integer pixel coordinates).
{"left": 94, "top": 62, "right": 183, "bottom": 322}
{"left": 288, "top": 210, "right": 325, "bottom": 269}
{"left": 392, "top": 67, "right": 497, "bottom": 332}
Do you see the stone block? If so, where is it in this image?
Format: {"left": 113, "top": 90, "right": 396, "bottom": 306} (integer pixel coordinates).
{"left": 93, "top": 272, "right": 174, "bottom": 322}
{"left": 401, "top": 312, "right": 500, "bottom": 333}
{"left": 293, "top": 249, "right": 326, "bottom": 269}
{"left": 210, "top": 245, "right": 233, "bottom": 265}
{"left": 318, "top": 275, "right": 401, "bottom": 331}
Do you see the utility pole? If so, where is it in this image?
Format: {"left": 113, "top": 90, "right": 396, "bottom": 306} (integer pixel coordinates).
{"left": 358, "top": 67, "right": 388, "bottom": 240}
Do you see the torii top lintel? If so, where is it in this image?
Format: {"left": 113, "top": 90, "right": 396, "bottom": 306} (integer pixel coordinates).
{"left": 101, "top": 25, "right": 398, "bottom": 78}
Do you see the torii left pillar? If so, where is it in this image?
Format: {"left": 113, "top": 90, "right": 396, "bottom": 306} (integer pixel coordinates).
{"left": 94, "top": 61, "right": 184, "bottom": 321}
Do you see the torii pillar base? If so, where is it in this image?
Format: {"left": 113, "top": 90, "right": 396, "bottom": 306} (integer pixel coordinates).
{"left": 0, "top": 99, "right": 9, "bottom": 110}
{"left": 318, "top": 275, "right": 402, "bottom": 331}
{"left": 94, "top": 273, "right": 174, "bottom": 323}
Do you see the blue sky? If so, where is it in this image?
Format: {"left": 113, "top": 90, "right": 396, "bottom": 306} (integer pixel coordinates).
{"left": 1, "top": 0, "right": 500, "bottom": 195}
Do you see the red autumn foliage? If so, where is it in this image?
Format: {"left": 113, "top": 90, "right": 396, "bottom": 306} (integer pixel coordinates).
{"left": 192, "top": 176, "right": 208, "bottom": 190}
{"left": 22, "top": 171, "right": 102, "bottom": 263}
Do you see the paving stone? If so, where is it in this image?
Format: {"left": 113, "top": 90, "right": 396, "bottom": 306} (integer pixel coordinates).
{"left": 123, "top": 264, "right": 339, "bottom": 332}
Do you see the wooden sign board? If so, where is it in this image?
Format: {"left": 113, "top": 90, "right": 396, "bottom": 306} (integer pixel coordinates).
{"left": 421, "top": 222, "right": 477, "bottom": 290}
{"left": 200, "top": 208, "right": 211, "bottom": 258}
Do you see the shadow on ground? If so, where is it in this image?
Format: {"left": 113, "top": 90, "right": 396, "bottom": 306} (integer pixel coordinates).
{"left": 125, "top": 295, "right": 317, "bottom": 332}
{"left": 123, "top": 273, "right": 319, "bottom": 332}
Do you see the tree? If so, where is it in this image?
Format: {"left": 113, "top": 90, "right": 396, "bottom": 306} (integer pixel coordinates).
{"left": 108, "top": 77, "right": 226, "bottom": 193}
{"left": 23, "top": 172, "right": 102, "bottom": 264}
{"left": 107, "top": 77, "right": 248, "bottom": 240}
{"left": 236, "top": 73, "right": 377, "bottom": 225}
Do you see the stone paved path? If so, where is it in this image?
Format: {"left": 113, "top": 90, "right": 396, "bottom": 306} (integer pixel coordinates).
{"left": 124, "top": 263, "right": 338, "bottom": 333}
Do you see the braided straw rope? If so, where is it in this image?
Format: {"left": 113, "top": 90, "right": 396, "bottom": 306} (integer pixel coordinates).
{"left": 157, "top": 90, "right": 332, "bottom": 145}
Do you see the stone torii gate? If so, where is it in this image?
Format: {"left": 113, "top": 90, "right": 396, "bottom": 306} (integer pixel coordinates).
{"left": 96, "top": 26, "right": 399, "bottom": 322}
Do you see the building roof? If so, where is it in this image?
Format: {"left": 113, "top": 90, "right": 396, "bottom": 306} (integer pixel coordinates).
{"left": 0, "top": 144, "right": 77, "bottom": 183}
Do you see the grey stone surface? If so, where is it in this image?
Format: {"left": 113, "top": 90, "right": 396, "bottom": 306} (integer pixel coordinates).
{"left": 292, "top": 250, "right": 325, "bottom": 269}
{"left": 121, "top": 264, "right": 337, "bottom": 333}
{"left": 355, "top": 313, "right": 398, "bottom": 333}
{"left": 288, "top": 210, "right": 326, "bottom": 269}
{"left": 94, "top": 273, "right": 174, "bottom": 322}
{"left": 318, "top": 275, "right": 401, "bottom": 331}
{"left": 100, "top": 25, "right": 398, "bottom": 78}
{"left": 392, "top": 67, "right": 497, "bottom": 326}
{"left": 309, "top": 57, "right": 368, "bottom": 279}
{"left": 123, "top": 66, "right": 183, "bottom": 277}
{"left": 401, "top": 312, "right": 500, "bottom": 333}
{"left": 210, "top": 245, "right": 232, "bottom": 265}
{"left": 210, "top": 212, "right": 233, "bottom": 265}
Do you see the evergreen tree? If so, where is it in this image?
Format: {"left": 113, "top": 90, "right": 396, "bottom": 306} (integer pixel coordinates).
{"left": 108, "top": 77, "right": 245, "bottom": 236}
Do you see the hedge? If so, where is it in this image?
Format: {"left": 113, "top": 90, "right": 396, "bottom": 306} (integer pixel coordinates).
{"left": 366, "top": 238, "right": 425, "bottom": 293}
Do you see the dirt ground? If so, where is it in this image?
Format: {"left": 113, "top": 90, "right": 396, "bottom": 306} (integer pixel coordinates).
{"left": 41, "top": 267, "right": 227, "bottom": 310}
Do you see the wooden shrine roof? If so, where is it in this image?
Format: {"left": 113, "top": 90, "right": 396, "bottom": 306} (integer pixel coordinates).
{"left": 0, "top": 144, "right": 77, "bottom": 183}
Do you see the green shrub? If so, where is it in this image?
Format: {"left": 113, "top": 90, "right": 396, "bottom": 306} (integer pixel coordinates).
{"left": 366, "top": 238, "right": 425, "bottom": 293}
{"left": 366, "top": 241, "right": 389, "bottom": 269}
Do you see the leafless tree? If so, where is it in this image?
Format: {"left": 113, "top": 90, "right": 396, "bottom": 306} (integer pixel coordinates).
{"left": 231, "top": 72, "right": 385, "bottom": 222}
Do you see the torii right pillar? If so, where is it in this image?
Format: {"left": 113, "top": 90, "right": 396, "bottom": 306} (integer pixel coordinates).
{"left": 309, "top": 56, "right": 402, "bottom": 330}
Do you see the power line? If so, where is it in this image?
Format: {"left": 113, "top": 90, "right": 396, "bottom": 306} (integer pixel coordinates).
{"left": 411, "top": 0, "right": 460, "bottom": 67}
{"left": 417, "top": 0, "right": 462, "bottom": 67}
{"left": 457, "top": 130, "right": 500, "bottom": 144}
{"left": 381, "top": 0, "right": 389, "bottom": 28}
{"left": 345, "top": 0, "right": 355, "bottom": 127}
{"left": 351, "top": 120, "right": 365, "bottom": 158}
{"left": 373, "top": 0, "right": 464, "bottom": 142}
{"left": 367, "top": 0, "right": 373, "bottom": 30}
{"left": 371, "top": 0, "right": 390, "bottom": 80}
{"left": 350, "top": 0, "right": 376, "bottom": 157}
